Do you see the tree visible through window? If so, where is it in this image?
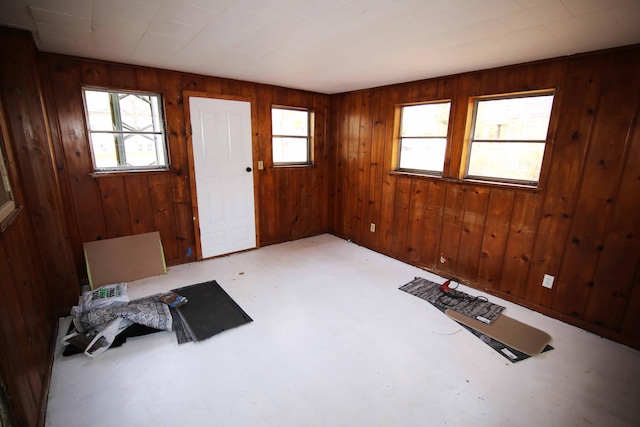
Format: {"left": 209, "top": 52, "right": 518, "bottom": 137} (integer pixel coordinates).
{"left": 83, "top": 88, "right": 168, "bottom": 171}
{"left": 466, "top": 92, "right": 554, "bottom": 185}
{"left": 272, "top": 107, "right": 312, "bottom": 165}
{"left": 398, "top": 101, "right": 451, "bottom": 174}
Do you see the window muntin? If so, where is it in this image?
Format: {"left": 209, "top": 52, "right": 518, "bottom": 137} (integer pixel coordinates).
{"left": 83, "top": 88, "right": 168, "bottom": 172}
{"left": 272, "top": 107, "right": 312, "bottom": 165}
{"left": 0, "top": 146, "right": 15, "bottom": 224}
{"left": 466, "top": 93, "right": 554, "bottom": 185}
{"left": 398, "top": 101, "right": 451, "bottom": 174}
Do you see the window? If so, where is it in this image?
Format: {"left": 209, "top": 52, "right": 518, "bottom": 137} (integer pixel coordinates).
{"left": 83, "top": 88, "right": 168, "bottom": 172}
{"left": 272, "top": 107, "right": 312, "bottom": 165}
{"left": 0, "top": 145, "right": 15, "bottom": 224}
{"left": 466, "top": 92, "right": 554, "bottom": 185}
{"left": 398, "top": 101, "right": 451, "bottom": 174}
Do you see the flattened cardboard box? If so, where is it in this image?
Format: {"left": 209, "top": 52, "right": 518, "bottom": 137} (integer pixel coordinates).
{"left": 84, "top": 231, "right": 167, "bottom": 289}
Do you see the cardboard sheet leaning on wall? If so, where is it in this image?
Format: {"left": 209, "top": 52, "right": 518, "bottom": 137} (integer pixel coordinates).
{"left": 83, "top": 231, "right": 167, "bottom": 289}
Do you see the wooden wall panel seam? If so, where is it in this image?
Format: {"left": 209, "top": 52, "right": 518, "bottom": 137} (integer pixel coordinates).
{"left": 330, "top": 44, "right": 640, "bottom": 350}
{"left": 582, "top": 75, "right": 640, "bottom": 330}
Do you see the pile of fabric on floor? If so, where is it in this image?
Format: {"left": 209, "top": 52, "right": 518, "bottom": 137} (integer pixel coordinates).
{"left": 62, "top": 284, "right": 185, "bottom": 358}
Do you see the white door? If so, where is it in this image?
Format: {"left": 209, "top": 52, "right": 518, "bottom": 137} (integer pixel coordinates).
{"left": 189, "top": 97, "right": 256, "bottom": 259}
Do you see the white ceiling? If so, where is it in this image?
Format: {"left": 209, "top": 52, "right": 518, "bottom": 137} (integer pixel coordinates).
{"left": 1, "top": 0, "right": 639, "bottom": 94}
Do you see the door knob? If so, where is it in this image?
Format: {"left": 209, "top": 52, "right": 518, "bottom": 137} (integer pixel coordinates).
{"left": 246, "top": 167, "right": 252, "bottom": 172}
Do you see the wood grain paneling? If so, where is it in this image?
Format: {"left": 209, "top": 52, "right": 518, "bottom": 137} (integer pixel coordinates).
{"left": 334, "top": 94, "right": 349, "bottom": 238}
{"left": 581, "top": 56, "right": 640, "bottom": 331}
{"left": 255, "top": 87, "right": 328, "bottom": 245}
{"left": 476, "top": 189, "right": 515, "bottom": 290}
{"left": 551, "top": 51, "right": 640, "bottom": 319}
{"left": 524, "top": 54, "right": 605, "bottom": 308}
{"left": 0, "top": 27, "right": 62, "bottom": 427}
{"left": 621, "top": 266, "right": 640, "bottom": 341}
{"left": 456, "top": 186, "right": 489, "bottom": 280}
{"left": 161, "top": 70, "right": 195, "bottom": 262}
{"left": 391, "top": 176, "right": 411, "bottom": 256}
{"left": 98, "top": 176, "right": 131, "bottom": 238}
{"left": 148, "top": 172, "right": 179, "bottom": 262}
{"left": 39, "top": 55, "right": 330, "bottom": 270}
{"left": 0, "top": 230, "right": 42, "bottom": 427}
{"left": 363, "top": 90, "right": 385, "bottom": 249}
{"left": 499, "top": 191, "right": 540, "bottom": 299}
{"left": 330, "top": 45, "right": 640, "bottom": 350}
{"left": 2, "top": 35, "right": 640, "bottom": 427}
{"left": 438, "top": 184, "right": 467, "bottom": 276}
{"left": 47, "top": 56, "right": 107, "bottom": 245}
{"left": 345, "top": 91, "right": 362, "bottom": 241}
{"left": 125, "top": 174, "right": 155, "bottom": 235}
{"left": 0, "top": 29, "right": 78, "bottom": 312}
{"left": 405, "top": 179, "right": 429, "bottom": 263}
{"left": 378, "top": 89, "right": 400, "bottom": 253}
{"left": 80, "top": 61, "right": 110, "bottom": 86}
{"left": 418, "top": 181, "right": 447, "bottom": 269}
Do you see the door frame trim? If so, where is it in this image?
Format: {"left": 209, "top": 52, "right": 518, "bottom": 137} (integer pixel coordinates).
{"left": 183, "top": 91, "right": 260, "bottom": 261}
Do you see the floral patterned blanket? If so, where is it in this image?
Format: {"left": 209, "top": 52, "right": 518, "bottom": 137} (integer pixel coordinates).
{"left": 73, "top": 294, "right": 172, "bottom": 333}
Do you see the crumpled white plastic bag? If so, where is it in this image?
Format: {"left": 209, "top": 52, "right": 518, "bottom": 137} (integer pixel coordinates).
{"left": 70, "top": 283, "right": 129, "bottom": 317}
{"left": 83, "top": 317, "right": 133, "bottom": 358}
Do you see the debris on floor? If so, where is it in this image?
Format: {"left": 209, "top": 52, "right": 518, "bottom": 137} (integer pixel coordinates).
{"left": 400, "top": 277, "right": 553, "bottom": 362}
{"left": 62, "top": 284, "right": 176, "bottom": 358}
{"left": 158, "top": 291, "right": 188, "bottom": 308}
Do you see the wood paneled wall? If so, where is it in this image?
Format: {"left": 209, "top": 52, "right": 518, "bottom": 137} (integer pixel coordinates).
{"left": 38, "top": 55, "right": 330, "bottom": 279}
{"left": 328, "top": 45, "right": 640, "bottom": 349}
{"left": 1, "top": 27, "right": 329, "bottom": 425}
{"left": 0, "top": 28, "right": 67, "bottom": 427}
{"left": 1, "top": 24, "right": 639, "bottom": 426}
{"left": 0, "top": 212, "right": 53, "bottom": 427}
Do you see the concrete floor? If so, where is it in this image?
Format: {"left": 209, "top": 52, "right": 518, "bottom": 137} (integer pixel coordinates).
{"left": 46, "top": 234, "right": 640, "bottom": 427}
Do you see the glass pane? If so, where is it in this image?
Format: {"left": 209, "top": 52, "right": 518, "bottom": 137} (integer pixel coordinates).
{"left": 473, "top": 95, "right": 553, "bottom": 141}
{"left": 0, "top": 152, "right": 9, "bottom": 207}
{"left": 119, "top": 94, "right": 162, "bottom": 132}
{"left": 85, "top": 90, "right": 114, "bottom": 131}
{"left": 400, "top": 102, "right": 450, "bottom": 137}
{"left": 273, "top": 137, "right": 308, "bottom": 163}
{"left": 399, "top": 138, "right": 446, "bottom": 172}
{"left": 124, "top": 134, "right": 164, "bottom": 167}
{"left": 0, "top": 176, "right": 8, "bottom": 206}
{"left": 154, "top": 133, "right": 167, "bottom": 166}
{"left": 467, "top": 142, "right": 545, "bottom": 183}
{"left": 90, "top": 133, "right": 119, "bottom": 169}
{"left": 272, "top": 108, "right": 308, "bottom": 137}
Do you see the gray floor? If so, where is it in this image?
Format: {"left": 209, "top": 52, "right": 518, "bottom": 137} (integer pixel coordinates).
{"left": 46, "top": 234, "right": 640, "bottom": 427}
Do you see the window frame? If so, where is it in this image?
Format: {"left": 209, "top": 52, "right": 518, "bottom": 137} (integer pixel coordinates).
{"left": 82, "top": 87, "right": 170, "bottom": 173}
{"left": 271, "top": 105, "right": 313, "bottom": 167}
{"left": 464, "top": 90, "right": 555, "bottom": 187}
{"left": 0, "top": 143, "right": 15, "bottom": 226}
{"left": 396, "top": 100, "right": 452, "bottom": 176}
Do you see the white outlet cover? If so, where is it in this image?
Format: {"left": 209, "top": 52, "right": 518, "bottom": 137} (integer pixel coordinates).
{"left": 542, "top": 274, "right": 554, "bottom": 289}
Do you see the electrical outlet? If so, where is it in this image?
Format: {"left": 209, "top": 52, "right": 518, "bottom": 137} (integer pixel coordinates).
{"left": 542, "top": 274, "right": 554, "bottom": 289}
{"left": 370, "top": 223, "right": 375, "bottom": 232}
{"left": 258, "top": 160, "right": 264, "bottom": 170}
